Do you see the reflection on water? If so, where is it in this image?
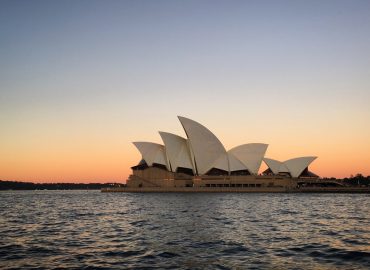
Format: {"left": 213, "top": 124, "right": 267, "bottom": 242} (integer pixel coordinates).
{"left": 0, "top": 191, "right": 369, "bottom": 269}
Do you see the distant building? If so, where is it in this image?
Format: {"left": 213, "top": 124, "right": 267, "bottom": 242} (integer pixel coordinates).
{"left": 127, "top": 116, "right": 318, "bottom": 189}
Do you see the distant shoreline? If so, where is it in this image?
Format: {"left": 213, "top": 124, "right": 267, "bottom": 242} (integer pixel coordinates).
{"left": 0, "top": 180, "right": 123, "bottom": 191}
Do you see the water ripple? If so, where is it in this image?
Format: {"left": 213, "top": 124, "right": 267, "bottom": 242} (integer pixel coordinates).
{"left": 0, "top": 191, "right": 369, "bottom": 269}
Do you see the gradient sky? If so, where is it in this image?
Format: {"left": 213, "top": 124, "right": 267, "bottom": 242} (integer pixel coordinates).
{"left": 1, "top": 0, "right": 370, "bottom": 183}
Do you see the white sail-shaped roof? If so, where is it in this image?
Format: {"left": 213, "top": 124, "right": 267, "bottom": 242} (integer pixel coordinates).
{"left": 211, "top": 152, "right": 249, "bottom": 172}
{"left": 229, "top": 143, "right": 268, "bottom": 175}
{"left": 263, "top": 158, "right": 283, "bottom": 174}
{"left": 132, "top": 142, "right": 169, "bottom": 169}
{"left": 210, "top": 152, "right": 231, "bottom": 172}
{"left": 159, "top": 132, "right": 194, "bottom": 173}
{"left": 279, "top": 163, "right": 289, "bottom": 173}
{"left": 263, "top": 158, "right": 289, "bottom": 174}
{"left": 284, "top": 156, "right": 317, "bottom": 178}
{"left": 228, "top": 152, "right": 248, "bottom": 171}
{"left": 178, "top": 116, "right": 229, "bottom": 175}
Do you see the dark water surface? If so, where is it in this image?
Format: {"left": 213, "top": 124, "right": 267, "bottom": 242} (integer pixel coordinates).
{"left": 0, "top": 191, "right": 369, "bottom": 269}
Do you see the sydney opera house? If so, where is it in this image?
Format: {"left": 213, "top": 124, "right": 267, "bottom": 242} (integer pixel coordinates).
{"left": 127, "top": 116, "right": 318, "bottom": 190}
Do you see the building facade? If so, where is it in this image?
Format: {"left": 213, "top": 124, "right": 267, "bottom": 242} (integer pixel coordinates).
{"left": 127, "top": 116, "right": 318, "bottom": 190}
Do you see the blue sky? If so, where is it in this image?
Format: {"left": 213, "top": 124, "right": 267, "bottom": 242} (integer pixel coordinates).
{"left": 1, "top": 0, "right": 370, "bottom": 181}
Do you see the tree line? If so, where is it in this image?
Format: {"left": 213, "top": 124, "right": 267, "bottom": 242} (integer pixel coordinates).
{"left": 322, "top": 174, "right": 370, "bottom": 187}
{"left": 0, "top": 180, "right": 124, "bottom": 190}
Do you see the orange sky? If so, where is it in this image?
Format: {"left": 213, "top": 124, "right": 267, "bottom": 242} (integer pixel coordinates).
{"left": 1, "top": 1, "right": 370, "bottom": 183}
{"left": 1, "top": 113, "right": 369, "bottom": 183}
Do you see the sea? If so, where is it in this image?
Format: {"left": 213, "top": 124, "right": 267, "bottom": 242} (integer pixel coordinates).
{"left": 0, "top": 191, "right": 369, "bottom": 269}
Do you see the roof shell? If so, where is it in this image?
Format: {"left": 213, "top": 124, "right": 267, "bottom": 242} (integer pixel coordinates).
{"left": 263, "top": 158, "right": 283, "bottom": 174}
{"left": 284, "top": 156, "right": 317, "bottom": 178}
{"left": 263, "top": 158, "right": 289, "bottom": 174}
{"left": 132, "top": 142, "right": 169, "bottom": 170}
{"left": 202, "top": 152, "right": 250, "bottom": 173}
{"left": 229, "top": 143, "right": 268, "bottom": 175}
{"left": 228, "top": 152, "right": 248, "bottom": 171}
{"left": 178, "top": 116, "right": 228, "bottom": 175}
{"left": 159, "top": 131, "right": 194, "bottom": 173}
{"left": 210, "top": 152, "right": 232, "bottom": 172}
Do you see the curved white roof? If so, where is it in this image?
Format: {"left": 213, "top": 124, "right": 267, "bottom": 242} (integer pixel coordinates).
{"left": 229, "top": 143, "right": 268, "bottom": 175}
{"left": 210, "top": 152, "right": 231, "bottom": 172}
{"left": 263, "top": 158, "right": 283, "bottom": 174}
{"left": 284, "top": 156, "right": 317, "bottom": 178}
{"left": 132, "top": 142, "right": 169, "bottom": 169}
{"left": 263, "top": 158, "right": 289, "bottom": 174}
{"left": 228, "top": 153, "right": 248, "bottom": 171}
{"left": 207, "top": 152, "right": 249, "bottom": 172}
{"left": 178, "top": 116, "right": 228, "bottom": 175}
{"left": 159, "top": 132, "right": 194, "bottom": 173}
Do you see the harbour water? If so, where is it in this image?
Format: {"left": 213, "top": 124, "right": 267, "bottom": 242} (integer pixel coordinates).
{"left": 1, "top": 191, "right": 369, "bottom": 269}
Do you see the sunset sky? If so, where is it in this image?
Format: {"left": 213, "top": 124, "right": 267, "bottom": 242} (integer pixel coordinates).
{"left": 1, "top": 0, "right": 370, "bottom": 183}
